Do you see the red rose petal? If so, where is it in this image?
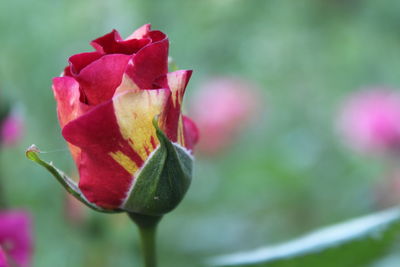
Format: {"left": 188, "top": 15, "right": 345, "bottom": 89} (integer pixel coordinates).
{"left": 155, "top": 70, "right": 192, "bottom": 144}
{"left": 68, "top": 52, "right": 103, "bottom": 76}
{"left": 52, "top": 76, "right": 86, "bottom": 128}
{"left": 62, "top": 100, "right": 140, "bottom": 208}
{"left": 91, "top": 29, "right": 151, "bottom": 55}
{"left": 62, "top": 89, "right": 170, "bottom": 209}
{"left": 52, "top": 76, "right": 90, "bottom": 163}
{"left": 148, "top": 30, "right": 167, "bottom": 42}
{"left": 76, "top": 54, "right": 131, "bottom": 105}
{"left": 126, "top": 24, "right": 151, "bottom": 40}
{"left": 126, "top": 38, "right": 169, "bottom": 89}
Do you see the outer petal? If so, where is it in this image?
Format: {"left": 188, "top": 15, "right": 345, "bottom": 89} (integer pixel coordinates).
{"left": 75, "top": 54, "right": 131, "bottom": 105}
{"left": 126, "top": 24, "right": 151, "bottom": 40}
{"left": 90, "top": 29, "right": 150, "bottom": 55}
{"left": 183, "top": 115, "right": 199, "bottom": 151}
{"left": 68, "top": 52, "right": 103, "bottom": 76}
{"left": 52, "top": 77, "right": 87, "bottom": 127}
{"left": 62, "top": 89, "right": 170, "bottom": 209}
{"left": 148, "top": 30, "right": 167, "bottom": 42}
{"left": 52, "top": 76, "right": 89, "bottom": 162}
{"left": 156, "top": 70, "right": 192, "bottom": 146}
{"left": 125, "top": 38, "right": 169, "bottom": 89}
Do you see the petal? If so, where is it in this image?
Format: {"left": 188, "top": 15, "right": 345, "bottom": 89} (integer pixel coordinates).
{"left": 148, "top": 30, "right": 167, "bottom": 42}
{"left": 125, "top": 38, "right": 169, "bottom": 89}
{"left": 182, "top": 115, "right": 199, "bottom": 151}
{"left": 68, "top": 52, "right": 103, "bottom": 75}
{"left": 76, "top": 54, "right": 131, "bottom": 105}
{"left": 52, "top": 76, "right": 89, "bottom": 162}
{"left": 62, "top": 89, "right": 170, "bottom": 209}
{"left": 126, "top": 24, "right": 166, "bottom": 46}
{"left": 156, "top": 70, "right": 192, "bottom": 145}
{"left": 63, "top": 65, "right": 73, "bottom": 77}
{"left": 91, "top": 29, "right": 150, "bottom": 55}
{"left": 126, "top": 24, "right": 152, "bottom": 40}
{"left": 52, "top": 77, "right": 86, "bottom": 127}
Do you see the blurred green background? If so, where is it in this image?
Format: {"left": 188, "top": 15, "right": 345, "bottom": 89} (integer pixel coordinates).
{"left": 1, "top": 0, "right": 400, "bottom": 266}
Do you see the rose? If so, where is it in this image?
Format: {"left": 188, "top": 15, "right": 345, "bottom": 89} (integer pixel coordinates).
{"left": 47, "top": 24, "right": 198, "bottom": 215}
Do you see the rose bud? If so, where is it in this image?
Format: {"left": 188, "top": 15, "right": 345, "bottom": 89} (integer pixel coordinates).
{"left": 27, "top": 25, "right": 198, "bottom": 216}
{"left": 336, "top": 88, "right": 400, "bottom": 155}
{"left": 0, "top": 210, "right": 33, "bottom": 267}
{"left": 190, "top": 77, "right": 260, "bottom": 155}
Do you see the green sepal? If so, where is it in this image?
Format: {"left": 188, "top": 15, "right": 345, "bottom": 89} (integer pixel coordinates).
{"left": 122, "top": 117, "right": 193, "bottom": 216}
{"left": 25, "top": 145, "right": 122, "bottom": 214}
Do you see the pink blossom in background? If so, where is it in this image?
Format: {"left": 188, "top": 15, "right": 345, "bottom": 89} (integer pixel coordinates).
{"left": 336, "top": 88, "right": 400, "bottom": 154}
{"left": 0, "top": 113, "right": 23, "bottom": 147}
{"left": 190, "top": 77, "right": 261, "bottom": 155}
{"left": 0, "top": 211, "right": 33, "bottom": 267}
{"left": 0, "top": 248, "right": 9, "bottom": 267}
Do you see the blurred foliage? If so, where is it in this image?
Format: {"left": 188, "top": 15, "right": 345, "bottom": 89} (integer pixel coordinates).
{"left": 1, "top": 0, "right": 400, "bottom": 266}
{"left": 211, "top": 207, "right": 400, "bottom": 267}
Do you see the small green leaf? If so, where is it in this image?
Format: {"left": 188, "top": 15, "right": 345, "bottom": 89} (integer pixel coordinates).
{"left": 209, "top": 207, "right": 400, "bottom": 267}
{"left": 122, "top": 117, "right": 193, "bottom": 216}
{"left": 25, "top": 145, "right": 122, "bottom": 214}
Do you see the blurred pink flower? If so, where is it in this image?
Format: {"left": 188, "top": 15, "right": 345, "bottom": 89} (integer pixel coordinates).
{"left": 0, "top": 248, "right": 9, "bottom": 267}
{"left": 0, "top": 113, "right": 23, "bottom": 147}
{"left": 0, "top": 211, "right": 33, "bottom": 267}
{"left": 190, "top": 77, "right": 261, "bottom": 155}
{"left": 336, "top": 88, "right": 400, "bottom": 154}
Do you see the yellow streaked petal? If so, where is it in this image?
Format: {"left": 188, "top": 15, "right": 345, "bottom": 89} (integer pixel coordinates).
{"left": 109, "top": 151, "right": 139, "bottom": 174}
{"left": 115, "top": 74, "right": 140, "bottom": 95}
{"left": 167, "top": 72, "right": 187, "bottom": 107}
{"left": 113, "top": 89, "right": 170, "bottom": 161}
{"left": 177, "top": 116, "right": 185, "bottom": 147}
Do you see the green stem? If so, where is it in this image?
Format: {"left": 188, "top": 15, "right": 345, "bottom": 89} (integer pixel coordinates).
{"left": 128, "top": 213, "right": 162, "bottom": 267}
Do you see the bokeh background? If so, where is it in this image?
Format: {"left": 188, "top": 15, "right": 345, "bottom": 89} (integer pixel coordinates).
{"left": 1, "top": 0, "right": 400, "bottom": 266}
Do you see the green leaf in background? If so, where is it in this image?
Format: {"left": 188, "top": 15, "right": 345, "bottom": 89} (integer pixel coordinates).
{"left": 209, "top": 207, "right": 400, "bottom": 267}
